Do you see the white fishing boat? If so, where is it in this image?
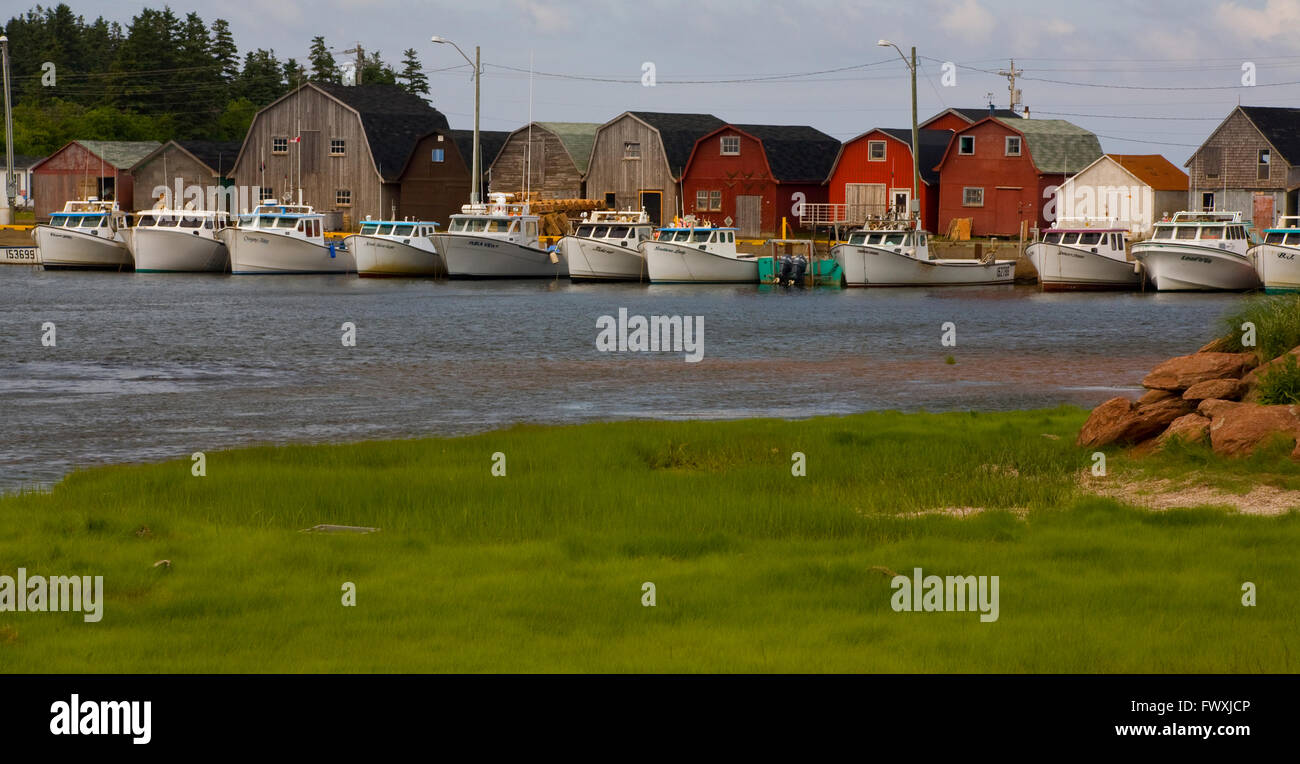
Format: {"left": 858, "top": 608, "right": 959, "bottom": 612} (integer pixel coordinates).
{"left": 560, "top": 209, "right": 654, "bottom": 281}
{"left": 129, "top": 208, "right": 231, "bottom": 273}
{"left": 221, "top": 201, "right": 354, "bottom": 275}
{"left": 430, "top": 194, "right": 562, "bottom": 279}
{"left": 1132, "top": 211, "right": 1261, "bottom": 291}
{"left": 1250, "top": 216, "right": 1300, "bottom": 293}
{"left": 345, "top": 219, "right": 444, "bottom": 278}
{"left": 642, "top": 223, "right": 756, "bottom": 283}
{"left": 1025, "top": 225, "right": 1140, "bottom": 291}
{"left": 33, "top": 199, "right": 134, "bottom": 270}
{"left": 832, "top": 227, "right": 1015, "bottom": 287}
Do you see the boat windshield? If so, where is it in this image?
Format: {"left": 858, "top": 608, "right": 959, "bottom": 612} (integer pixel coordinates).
{"left": 80, "top": 215, "right": 107, "bottom": 228}
{"left": 1267, "top": 231, "right": 1287, "bottom": 244}
{"left": 1043, "top": 232, "right": 1062, "bottom": 244}
{"left": 274, "top": 217, "right": 298, "bottom": 229}
{"left": 1152, "top": 225, "right": 1174, "bottom": 239}
{"left": 592, "top": 225, "right": 609, "bottom": 238}
{"left": 576, "top": 224, "right": 594, "bottom": 237}
{"left": 881, "top": 233, "right": 907, "bottom": 246}
{"left": 359, "top": 223, "right": 379, "bottom": 235}
{"left": 1176, "top": 227, "right": 1198, "bottom": 240}
{"left": 1079, "top": 232, "right": 1101, "bottom": 245}
{"left": 392, "top": 224, "right": 416, "bottom": 236}
{"left": 179, "top": 215, "right": 203, "bottom": 229}
{"left": 692, "top": 230, "right": 712, "bottom": 243}
{"left": 373, "top": 224, "right": 393, "bottom": 235}
{"left": 609, "top": 226, "right": 629, "bottom": 239}
{"left": 1200, "top": 226, "right": 1224, "bottom": 240}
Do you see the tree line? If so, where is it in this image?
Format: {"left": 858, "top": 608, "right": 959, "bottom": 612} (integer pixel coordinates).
{"left": 2, "top": 4, "right": 432, "bottom": 157}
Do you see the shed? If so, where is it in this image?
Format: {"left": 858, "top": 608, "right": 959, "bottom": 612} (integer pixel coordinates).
{"left": 30, "top": 140, "right": 160, "bottom": 220}
{"left": 489, "top": 122, "right": 599, "bottom": 200}
{"left": 824, "top": 127, "right": 953, "bottom": 231}
{"left": 130, "top": 140, "right": 242, "bottom": 211}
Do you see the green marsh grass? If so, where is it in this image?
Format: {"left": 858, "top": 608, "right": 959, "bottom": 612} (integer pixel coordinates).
{"left": 0, "top": 407, "right": 1296, "bottom": 673}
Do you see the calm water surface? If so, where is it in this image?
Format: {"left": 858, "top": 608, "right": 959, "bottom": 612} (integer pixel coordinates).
{"left": 0, "top": 266, "right": 1245, "bottom": 491}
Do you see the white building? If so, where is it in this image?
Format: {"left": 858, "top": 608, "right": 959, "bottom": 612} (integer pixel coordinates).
{"left": 1, "top": 155, "right": 42, "bottom": 209}
{"left": 1054, "top": 154, "right": 1188, "bottom": 237}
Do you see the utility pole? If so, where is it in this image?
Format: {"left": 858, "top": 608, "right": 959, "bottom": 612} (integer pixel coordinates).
{"left": 0, "top": 34, "right": 13, "bottom": 225}
{"left": 998, "top": 59, "right": 1023, "bottom": 111}
{"left": 343, "top": 43, "right": 365, "bottom": 85}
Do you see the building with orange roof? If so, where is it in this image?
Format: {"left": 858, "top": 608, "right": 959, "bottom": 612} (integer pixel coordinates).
{"left": 1053, "top": 153, "right": 1189, "bottom": 236}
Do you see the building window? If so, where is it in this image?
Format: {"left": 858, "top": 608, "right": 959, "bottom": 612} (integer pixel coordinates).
{"left": 624, "top": 142, "right": 641, "bottom": 160}
{"left": 962, "top": 187, "right": 984, "bottom": 207}
{"left": 959, "top": 135, "right": 974, "bottom": 155}
{"left": 1259, "top": 149, "right": 1271, "bottom": 180}
{"left": 1005, "top": 136, "right": 1021, "bottom": 156}
{"left": 259, "top": 187, "right": 274, "bottom": 201}
{"left": 330, "top": 139, "right": 346, "bottom": 156}
{"left": 604, "top": 192, "right": 616, "bottom": 208}
{"left": 272, "top": 137, "right": 288, "bottom": 155}
{"left": 721, "top": 136, "right": 740, "bottom": 156}
{"left": 336, "top": 189, "right": 352, "bottom": 207}
{"left": 696, "top": 190, "right": 722, "bottom": 211}
{"left": 868, "top": 141, "right": 886, "bottom": 161}
{"left": 709, "top": 190, "right": 721, "bottom": 211}
{"left": 431, "top": 149, "right": 445, "bottom": 163}
{"left": 1202, "top": 192, "right": 1215, "bottom": 212}
{"left": 696, "top": 190, "right": 709, "bottom": 210}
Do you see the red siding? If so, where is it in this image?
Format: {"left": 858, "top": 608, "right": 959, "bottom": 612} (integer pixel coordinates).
{"left": 680, "top": 129, "right": 826, "bottom": 235}
{"left": 827, "top": 130, "right": 939, "bottom": 231}
{"left": 31, "top": 142, "right": 132, "bottom": 221}
{"left": 920, "top": 113, "right": 975, "bottom": 133}
{"left": 936, "top": 120, "right": 1044, "bottom": 237}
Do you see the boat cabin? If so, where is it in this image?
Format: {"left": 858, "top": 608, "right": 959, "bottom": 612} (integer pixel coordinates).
{"left": 358, "top": 221, "right": 439, "bottom": 238}
{"left": 447, "top": 200, "right": 541, "bottom": 247}
{"left": 135, "top": 210, "right": 231, "bottom": 232}
{"left": 653, "top": 226, "right": 739, "bottom": 256}
{"left": 575, "top": 210, "right": 654, "bottom": 249}
{"left": 1264, "top": 216, "right": 1300, "bottom": 245}
{"left": 237, "top": 202, "right": 325, "bottom": 243}
{"left": 846, "top": 228, "right": 931, "bottom": 259}
{"left": 1040, "top": 228, "right": 1127, "bottom": 256}
{"left": 1151, "top": 211, "right": 1254, "bottom": 246}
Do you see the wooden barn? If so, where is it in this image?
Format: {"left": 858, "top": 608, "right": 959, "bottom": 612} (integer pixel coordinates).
{"left": 1184, "top": 105, "right": 1300, "bottom": 227}
{"left": 396, "top": 128, "right": 509, "bottom": 225}
{"left": 584, "top": 112, "right": 725, "bottom": 226}
{"left": 30, "top": 140, "right": 160, "bottom": 221}
{"left": 680, "top": 124, "right": 839, "bottom": 237}
{"left": 230, "top": 82, "right": 449, "bottom": 229}
{"left": 488, "top": 122, "right": 599, "bottom": 200}
{"left": 824, "top": 127, "right": 953, "bottom": 231}
{"left": 921, "top": 106, "right": 1026, "bottom": 133}
{"left": 130, "top": 140, "right": 242, "bottom": 211}
{"left": 934, "top": 117, "right": 1101, "bottom": 236}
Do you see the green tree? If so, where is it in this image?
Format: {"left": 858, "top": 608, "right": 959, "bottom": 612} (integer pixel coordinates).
{"left": 308, "top": 36, "right": 338, "bottom": 84}
{"left": 397, "top": 48, "right": 428, "bottom": 96}
{"left": 210, "top": 19, "right": 239, "bottom": 83}
{"left": 360, "top": 50, "right": 396, "bottom": 86}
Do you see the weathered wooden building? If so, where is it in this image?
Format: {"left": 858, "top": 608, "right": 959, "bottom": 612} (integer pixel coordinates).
{"left": 130, "top": 140, "right": 242, "bottom": 211}
{"left": 231, "top": 82, "right": 449, "bottom": 229}
{"left": 396, "top": 128, "right": 509, "bottom": 225}
{"left": 824, "top": 127, "right": 953, "bottom": 231}
{"left": 1185, "top": 105, "right": 1300, "bottom": 228}
{"left": 584, "top": 112, "right": 725, "bottom": 226}
{"left": 680, "top": 124, "right": 838, "bottom": 237}
{"left": 489, "top": 122, "right": 599, "bottom": 200}
{"left": 1055, "top": 154, "right": 1188, "bottom": 235}
{"left": 935, "top": 117, "right": 1102, "bottom": 236}
{"left": 30, "top": 140, "right": 160, "bottom": 221}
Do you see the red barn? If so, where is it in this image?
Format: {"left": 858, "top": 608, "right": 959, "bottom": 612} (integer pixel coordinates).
{"left": 680, "top": 124, "right": 839, "bottom": 237}
{"left": 921, "top": 107, "right": 1025, "bottom": 134}
{"left": 934, "top": 117, "right": 1102, "bottom": 236}
{"left": 30, "top": 140, "right": 160, "bottom": 221}
{"left": 824, "top": 128, "right": 953, "bottom": 231}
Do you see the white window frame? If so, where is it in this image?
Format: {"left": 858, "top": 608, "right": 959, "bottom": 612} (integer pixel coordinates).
{"left": 1005, "top": 136, "right": 1021, "bottom": 157}
{"left": 958, "top": 136, "right": 975, "bottom": 155}
{"left": 720, "top": 136, "right": 741, "bottom": 156}
{"left": 962, "top": 187, "right": 984, "bottom": 207}
{"left": 868, "top": 140, "right": 886, "bottom": 161}
{"left": 624, "top": 142, "right": 641, "bottom": 160}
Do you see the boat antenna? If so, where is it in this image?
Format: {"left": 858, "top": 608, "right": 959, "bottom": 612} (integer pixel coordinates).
{"left": 524, "top": 50, "right": 533, "bottom": 205}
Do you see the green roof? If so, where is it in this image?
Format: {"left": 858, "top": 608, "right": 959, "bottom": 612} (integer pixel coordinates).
{"left": 535, "top": 122, "right": 600, "bottom": 175}
{"left": 994, "top": 118, "right": 1101, "bottom": 174}
{"left": 78, "top": 140, "right": 163, "bottom": 169}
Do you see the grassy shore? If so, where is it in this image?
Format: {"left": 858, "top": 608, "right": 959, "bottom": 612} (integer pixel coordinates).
{"left": 1, "top": 407, "right": 1297, "bottom": 673}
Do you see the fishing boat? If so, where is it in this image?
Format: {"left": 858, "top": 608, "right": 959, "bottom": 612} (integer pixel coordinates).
{"left": 1132, "top": 211, "right": 1261, "bottom": 291}
{"left": 33, "top": 199, "right": 134, "bottom": 270}
{"left": 430, "top": 194, "right": 563, "bottom": 279}
{"left": 1025, "top": 225, "right": 1140, "bottom": 291}
{"left": 129, "top": 208, "right": 231, "bottom": 273}
{"left": 345, "top": 219, "right": 444, "bottom": 278}
{"left": 1250, "top": 216, "right": 1300, "bottom": 293}
{"left": 221, "top": 201, "right": 353, "bottom": 275}
{"left": 560, "top": 209, "right": 654, "bottom": 281}
{"left": 832, "top": 226, "right": 1015, "bottom": 287}
{"left": 642, "top": 223, "right": 756, "bottom": 283}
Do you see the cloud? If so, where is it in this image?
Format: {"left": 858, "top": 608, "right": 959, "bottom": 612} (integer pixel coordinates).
{"left": 1215, "top": 0, "right": 1300, "bottom": 44}
{"left": 513, "top": 0, "right": 573, "bottom": 34}
{"left": 939, "top": 0, "right": 995, "bottom": 42}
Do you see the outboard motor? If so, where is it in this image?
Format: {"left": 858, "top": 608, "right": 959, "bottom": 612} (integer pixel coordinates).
{"left": 790, "top": 254, "right": 808, "bottom": 285}
{"left": 778, "top": 254, "right": 794, "bottom": 283}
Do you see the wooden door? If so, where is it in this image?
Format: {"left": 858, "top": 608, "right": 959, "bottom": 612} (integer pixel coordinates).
{"left": 735, "top": 195, "right": 762, "bottom": 238}
{"left": 639, "top": 191, "right": 662, "bottom": 226}
{"left": 1254, "top": 193, "right": 1275, "bottom": 230}
{"left": 846, "top": 183, "right": 885, "bottom": 222}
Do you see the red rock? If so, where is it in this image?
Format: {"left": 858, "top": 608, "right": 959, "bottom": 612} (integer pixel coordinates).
{"left": 1138, "top": 389, "right": 1178, "bottom": 405}
{"left": 1198, "top": 337, "right": 1234, "bottom": 353}
{"left": 1126, "top": 396, "right": 1195, "bottom": 442}
{"left": 1183, "top": 378, "right": 1246, "bottom": 402}
{"left": 1143, "top": 353, "right": 1259, "bottom": 391}
{"left": 1158, "top": 413, "right": 1210, "bottom": 446}
{"left": 1242, "top": 346, "right": 1300, "bottom": 401}
{"left": 1077, "top": 397, "right": 1136, "bottom": 448}
{"left": 1207, "top": 403, "right": 1300, "bottom": 457}
{"left": 1198, "top": 399, "right": 1242, "bottom": 418}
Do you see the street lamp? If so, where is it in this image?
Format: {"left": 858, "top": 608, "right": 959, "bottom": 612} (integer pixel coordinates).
{"left": 878, "top": 39, "right": 919, "bottom": 229}
{"left": 432, "top": 36, "right": 482, "bottom": 205}
{"left": 0, "top": 34, "right": 13, "bottom": 226}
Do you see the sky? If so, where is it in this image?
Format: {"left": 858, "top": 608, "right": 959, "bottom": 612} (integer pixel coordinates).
{"left": 79, "top": 0, "right": 1300, "bottom": 165}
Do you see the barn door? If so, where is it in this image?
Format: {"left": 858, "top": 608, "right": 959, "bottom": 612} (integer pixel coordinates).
{"left": 639, "top": 191, "right": 662, "bottom": 226}
{"left": 736, "top": 195, "right": 762, "bottom": 238}
{"left": 299, "top": 130, "right": 320, "bottom": 174}
{"left": 1254, "top": 193, "right": 1275, "bottom": 231}
{"left": 77, "top": 177, "right": 98, "bottom": 201}
{"left": 846, "top": 183, "right": 885, "bottom": 223}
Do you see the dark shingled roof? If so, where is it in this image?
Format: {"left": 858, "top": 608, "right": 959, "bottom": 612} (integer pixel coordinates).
{"left": 314, "top": 83, "right": 450, "bottom": 182}
{"left": 878, "top": 128, "right": 954, "bottom": 184}
{"left": 1239, "top": 106, "right": 1300, "bottom": 165}
{"left": 627, "top": 112, "right": 726, "bottom": 177}
{"left": 451, "top": 129, "right": 510, "bottom": 178}
{"left": 4, "top": 154, "right": 43, "bottom": 170}
{"left": 729, "top": 124, "right": 841, "bottom": 183}
{"left": 176, "top": 140, "right": 242, "bottom": 176}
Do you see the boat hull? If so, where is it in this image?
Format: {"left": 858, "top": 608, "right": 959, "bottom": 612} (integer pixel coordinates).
{"left": 225, "top": 229, "right": 354, "bottom": 274}
{"left": 833, "top": 245, "right": 1015, "bottom": 287}
{"left": 1025, "top": 242, "right": 1142, "bottom": 291}
{"left": 34, "top": 225, "right": 131, "bottom": 270}
{"left": 130, "top": 228, "right": 228, "bottom": 272}
{"left": 1133, "top": 243, "right": 1260, "bottom": 291}
{"left": 1252, "top": 244, "right": 1300, "bottom": 292}
{"left": 561, "top": 237, "right": 646, "bottom": 281}
{"left": 643, "top": 241, "right": 759, "bottom": 283}
{"left": 347, "top": 235, "right": 445, "bottom": 277}
{"left": 432, "top": 234, "right": 564, "bottom": 278}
